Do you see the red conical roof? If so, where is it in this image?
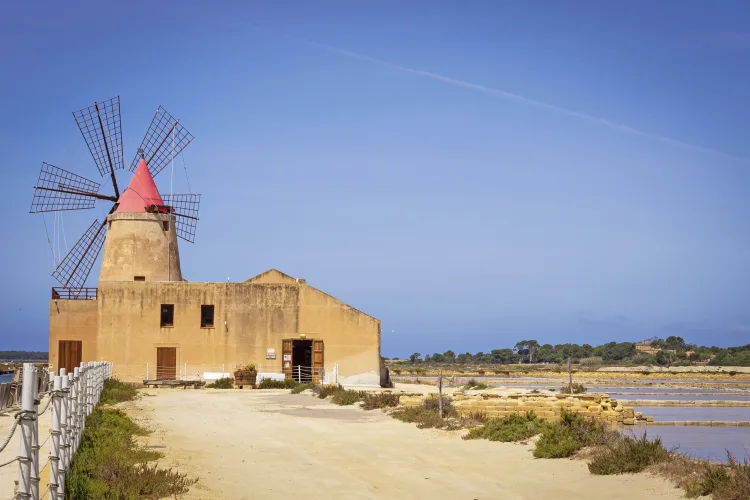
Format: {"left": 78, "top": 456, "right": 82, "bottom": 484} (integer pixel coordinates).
{"left": 116, "top": 159, "right": 164, "bottom": 213}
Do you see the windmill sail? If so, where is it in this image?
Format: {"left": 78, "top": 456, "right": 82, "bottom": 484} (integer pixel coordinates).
{"left": 30, "top": 163, "right": 106, "bottom": 213}
{"left": 129, "top": 106, "right": 194, "bottom": 179}
{"left": 73, "top": 96, "right": 124, "bottom": 181}
{"left": 162, "top": 194, "right": 201, "bottom": 243}
{"left": 52, "top": 219, "right": 107, "bottom": 290}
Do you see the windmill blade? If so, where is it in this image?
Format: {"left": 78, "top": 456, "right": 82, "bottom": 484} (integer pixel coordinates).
{"left": 130, "top": 106, "right": 194, "bottom": 178}
{"left": 162, "top": 193, "right": 200, "bottom": 243}
{"left": 30, "top": 162, "right": 116, "bottom": 213}
{"left": 73, "top": 96, "right": 124, "bottom": 196}
{"left": 52, "top": 219, "right": 107, "bottom": 289}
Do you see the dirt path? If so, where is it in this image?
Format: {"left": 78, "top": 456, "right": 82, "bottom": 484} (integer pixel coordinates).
{"left": 124, "top": 389, "right": 683, "bottom": 500}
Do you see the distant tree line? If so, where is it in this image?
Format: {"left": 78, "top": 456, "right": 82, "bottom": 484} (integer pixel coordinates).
{"left": 0, "top": 351, "right": 48, "bottom": 361}
{"left": 404, "top": 336, "right": 750, "bottom": 367}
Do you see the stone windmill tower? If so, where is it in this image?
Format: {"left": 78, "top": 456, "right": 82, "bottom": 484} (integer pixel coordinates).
{"left": 30, "top": 97, "right": 200, "bottom": 292}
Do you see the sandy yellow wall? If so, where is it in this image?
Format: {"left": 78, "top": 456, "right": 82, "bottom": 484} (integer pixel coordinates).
{"left": 50, "top": 279, "right": 380, "bottom": 383}
{"left": 97, "top": 282, "right": 300, "bottom": 381}
{"left": 297, "top": 284, "right": 381, "bottom": 382}
{"left": 49, "top": 299, "right": 99, "bottom": 371}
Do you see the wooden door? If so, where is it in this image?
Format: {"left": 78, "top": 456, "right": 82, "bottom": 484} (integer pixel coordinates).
{"left": 312, "top": 339, "right": 324, "bottom": 384}
{"left": 156, "top": 347, "right": 177, "bottom": 380}
{"left": 282, "top": 339, "right": 292, "bottom": 380}
{"left": 59, "top": 340, "right": 82, "bottom": 374}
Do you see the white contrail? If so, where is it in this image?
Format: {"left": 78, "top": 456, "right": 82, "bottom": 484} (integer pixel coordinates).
{"left": 294, "top": 37, "right": 745, "bottom": 163}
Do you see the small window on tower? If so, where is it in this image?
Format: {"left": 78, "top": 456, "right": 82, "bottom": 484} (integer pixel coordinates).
{"left": 134, "top": 276, "right": 145, "bottom": 281}
{"left": 163, "top": 221, "right": 169, "bottom": 231}
{"left": 201, "top": 305, "right": 214, "bottom": 328}
{"left": 160, "top": 304, "right": 174, "bottom": 327}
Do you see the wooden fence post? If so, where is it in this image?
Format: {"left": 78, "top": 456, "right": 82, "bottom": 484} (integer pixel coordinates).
{"left": 438, "top": 370, "right": 444, "bottom": 419}
{"left": 49, "top": 375, "right": 62, "bottom": 500}
{"left": 17, "top": 363, "right": 35, "bottom": 499}
{"left": 568, "top": 357, "right": 573, "bottom": 393}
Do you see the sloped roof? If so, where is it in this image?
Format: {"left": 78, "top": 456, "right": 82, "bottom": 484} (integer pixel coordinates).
{"left": 243, "top": 268, "right": 378, "bottom": 321}
{"left": 244, "top": 268, "right": 298, "bottom": 284}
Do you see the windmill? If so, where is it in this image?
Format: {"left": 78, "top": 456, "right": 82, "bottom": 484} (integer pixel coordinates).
{"left": 29, "top": 96, "right": 200, "bottom": 293}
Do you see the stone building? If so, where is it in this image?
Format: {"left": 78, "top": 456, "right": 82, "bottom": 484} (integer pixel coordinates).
{"left": 49, "top": 162, "right": 382, "bottom": 385}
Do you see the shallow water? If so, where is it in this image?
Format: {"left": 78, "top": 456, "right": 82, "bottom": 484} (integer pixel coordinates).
{"left": 0, "top": 373, "right": 11, "bottom": 383}
{"left": 616, "top": 393, "right": 750, "bottom": 401}
{"left": 635, "top": 406, "right": 750, "bottom": 422}
{"left": 624, "top": 426, "right": 750, "bottom": 462}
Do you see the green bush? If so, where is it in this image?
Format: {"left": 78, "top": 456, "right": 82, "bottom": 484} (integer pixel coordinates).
{"left": 206, "top": 377, "right": 234, "bottom": 389}
{"left": 361, "top": 392, "right": 401, "bottom": 410}
{"left": 464, "top": 379, "right": 489, "bottom": 390}
{"left": 290, "top": 382, "right": 314, "bottom": 394}
{"left": 533, "top": 410, "right": 605, "bottom": 459}
{"left": 422, "top": 394, "right": 453, "bottom": 415}
{"left": 257, "top": 378, "right": 299, "bottom": 389}
{"left": 463, "top": 412, "right": 547, "bottom": 442}
{"left": 391, "top": 406, "right": 449, "bottom": 429}
{"left": 315, "top": 384, "right": 343, "bottom": 399}
{"left": 707, "top": 453, "right": 750, "bottom": 500}
{"left": 330, "top": 388, "right": 366, "bottom": 406}
{"left": 66, "top": 408, "right": 194, "bottom": 498}
{"left": 588, "top": 432, "right": 672, "bottom": 474}
{"left": 559, "top": 382, "right": 587, "bottom": 394}
{"left": 99, "top": 379, "right": 139, "bottom": 405}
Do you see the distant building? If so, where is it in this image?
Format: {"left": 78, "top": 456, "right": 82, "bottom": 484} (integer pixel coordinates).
{"left": 634, "top": 339, "right": 660, "bottom": 354}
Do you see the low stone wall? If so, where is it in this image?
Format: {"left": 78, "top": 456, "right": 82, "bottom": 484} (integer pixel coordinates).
{"left": 399, "top": 392, "right": 651, "bottom": 425}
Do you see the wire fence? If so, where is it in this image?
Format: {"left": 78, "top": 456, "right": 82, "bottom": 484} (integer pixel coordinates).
{"left": 0, "top": 361, "right": 111, "bottom": 500}
{"left": 108, "top": 362, "right": 340, "bottom": 386}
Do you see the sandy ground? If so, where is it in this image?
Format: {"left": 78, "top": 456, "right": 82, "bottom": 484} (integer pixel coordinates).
{"left": 120, "top": 388, "right": 683, "bottom": 500}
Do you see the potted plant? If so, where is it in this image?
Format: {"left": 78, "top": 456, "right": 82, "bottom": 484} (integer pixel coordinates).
{"left": 233, "top": 363, "right": 257, "bottom": 388}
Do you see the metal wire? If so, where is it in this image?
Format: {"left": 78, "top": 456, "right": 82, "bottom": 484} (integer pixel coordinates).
{"left": 0, "top": 456, "right": 18, "bottom": 468}
{"left": 51, "top": 219, "right": 106, "bottom": 290}
{"left": 29, "top": 163, "right": 102, "bottom": 213}
{"left": 129, "top": 106, "right": 194, "bottom": 178}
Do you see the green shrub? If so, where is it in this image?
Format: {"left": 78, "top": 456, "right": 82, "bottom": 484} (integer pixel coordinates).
{"left": 533, "top": 410, "right": 605, "bottom": 459}
{"left": 391, "top": 406, "right": 448, "bottom": 429}
{"left": 257, "top": 378, "right": 298, "bottom": 389}
{"left": 588, "top": 432, "right": 672, "bottom": 474}
{"left": 559, "top": 382, "right": 587, "bottom": 394}
{"left": 361, "top": 392, "right": 400, "bottom": 410}
{"left": 315, "top": 384, "right": 343, "bottom": 399}
{"left": 331, "top": 388, "right": 366, "bottom": 406}
{"left": 463, "top": 412, "right": 547, "bottom": 442}
{"left": 206, "top": 377, "right": 234, "bottom": 389}
{"left": 422, "top": 394, "right": 453, "bottom": 415}
{"left": 99, "top": 379, "right": 139, "bottom": 405}
{"left": 290, "top": 382, "right": 314, "bottom": 394}
{"left": 66, "top": 408, "right": 194, "bottom": 498}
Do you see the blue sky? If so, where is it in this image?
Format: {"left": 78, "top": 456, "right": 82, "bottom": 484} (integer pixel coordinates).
{"left": 1, "top": 1, "right": 748, "bottom": 355}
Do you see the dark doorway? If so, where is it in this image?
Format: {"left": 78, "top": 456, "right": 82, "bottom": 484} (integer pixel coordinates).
{"left": 291, "top": 339, "right": 312, "bottom": 382}
{"left": 59, "top": 340, "right": 82, "bottom": 374}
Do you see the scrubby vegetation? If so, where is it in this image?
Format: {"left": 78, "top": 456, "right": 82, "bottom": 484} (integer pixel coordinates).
{"left": 463, "top": 411, "right": 546, "bottom": 442}
{"left": 361, "top": 392, "right": 401, "bottom": 410}
{"left": 290, "top": 382, "right": 314, "bottom": 394}
{"left": 257, "top": 378, "right": 299, "bottom": 389}
{"left": 588, "top": 432, "right": 672, "bottom": 474}
{"left": 589, "top": 435, "right": 750, "bottom": 500}
{"left": 67, "top": 379, "right": 194, "bottom": 498}
{"left": 463, "top": 378, "right": 489, "bottom": 390}
{"left": 99, "top": 379, "right": 139, "bottom": 404}
{"left": 206, "top": 377, "right": 234, "bottom": 389}
{"left": 559, "top": 382, "right": 587, "bottom": 394}
{"left": 534, "top": 410, "right": 610, "bottom": 458}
